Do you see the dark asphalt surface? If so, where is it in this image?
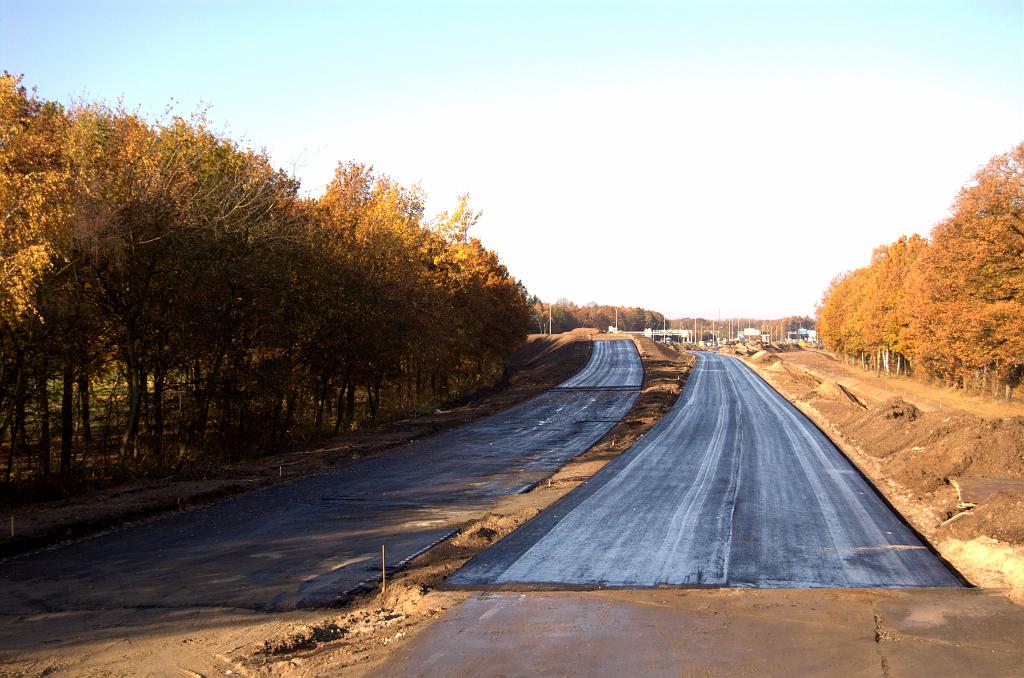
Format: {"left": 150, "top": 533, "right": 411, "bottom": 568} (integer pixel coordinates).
{"left": 449, "top": 352, "right": 961, "bottom": 589}
{"left": 558, "top": 338, "right": 642, "bottom": 389}
{"left": 0, "top": 340, "right": 640, "bottom": 613}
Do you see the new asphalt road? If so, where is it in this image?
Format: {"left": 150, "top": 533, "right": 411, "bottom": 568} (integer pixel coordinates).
{"left": 0, "top": 340, "right": 641, "bottom": 613}
{"left": 449, "top": 352, "right": 961, "bottom": 588}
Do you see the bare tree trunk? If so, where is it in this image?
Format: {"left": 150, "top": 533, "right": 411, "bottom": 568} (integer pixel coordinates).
{"left": 152, "top": 365, "right": 165, "bottom": 464}
{"left": 181, "top": 342, "right": 228, "bottom": 461}
{"left": 344, "top": 377, "right": 355, "bottom": 430}
{"left": 8, "top": 392, "right": 26, "bottom": 484}
{"left": 119, "top": 326, "right": 142, "bottom": 463}
{"left": 38, "top": 375, "right": 50, "bottom": 479}
{"left": 332, "top": 365, "right": 353, "bottom": 435}
{"left": 367, "top": 384, "right": 377, "bottom": 420}
{"left": 78, "top": 367, "right": 91, "bottom": 452}
{"left": 5, "top": 359, "right": 24, "bottom": 483}
{"left": 281, "top": 388, "right": 298, "bottom": 444}
{"left": 313, "top": 369, "right": 328, "bottom": 435}
{"left": 60, "top": 362, "right": 74, "bottom": 477}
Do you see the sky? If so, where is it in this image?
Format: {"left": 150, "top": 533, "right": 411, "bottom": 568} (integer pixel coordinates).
{"left": 2, "top": 0, "right": 1022, "bottom": 319}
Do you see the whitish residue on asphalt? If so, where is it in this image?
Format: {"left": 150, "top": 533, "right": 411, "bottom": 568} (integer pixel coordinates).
{"left": 448, "top": 352, "right": 961, "bottom": 589}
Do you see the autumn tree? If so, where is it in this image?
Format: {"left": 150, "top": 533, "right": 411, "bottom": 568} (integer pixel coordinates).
{"left": 818, "top": 142, "right": 1024, "bottom": 399}
{"left": 0, "top": 77, "right": 536, "bottom": 489}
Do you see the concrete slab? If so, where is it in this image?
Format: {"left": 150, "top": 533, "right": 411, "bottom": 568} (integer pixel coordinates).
{"left": 377, "top": 589, "right": 1024, "bottom": 678}
{"left": 878, "top": 589, "right": 1024, "bottom": 676}
{"left": 379, "top": 590, "right": 882, "bottom": 677}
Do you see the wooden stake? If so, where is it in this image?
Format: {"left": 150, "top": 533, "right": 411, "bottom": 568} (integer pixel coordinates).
{"left": 279, "top": 465, "right": 282, "bottom": 477}
{"left": 381, "top": 544, "right": 386, "bottom": 592}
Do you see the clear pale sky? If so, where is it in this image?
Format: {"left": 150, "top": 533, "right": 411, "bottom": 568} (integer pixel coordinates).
{"left": 3, "top": 0, "right": 1021, "bottom": 318}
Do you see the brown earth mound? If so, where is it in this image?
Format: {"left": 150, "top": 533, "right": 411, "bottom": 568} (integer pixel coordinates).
{"left": 814, "top": 380, "right": 866, "bottom": 408}
{"left": 827, "top": 397, "right": 1024, "bottom": 495}
{"left": 641, "top": 339, "right": 683, "bottom": 361}
{"left": 449, "top": 511, "right": 540, "bottom": 549}
{"left": 945, "top": 490, "right": 1024, "bottom": 544}
{"left": 839, "top": 399, "right": 932, "bottom": 461}
{"left": 750, "top": 350, "right": 779, "bottom": 365}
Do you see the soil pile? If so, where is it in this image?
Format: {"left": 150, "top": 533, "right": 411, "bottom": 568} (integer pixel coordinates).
{"left": 814, "top": 380, "right": 866, "bottom": 408}
{"left": 449, "top": 510, "right": 541, "bottom": 549}
{"left": 947, "top": 490, "right": 1024, "bottom": 544}
{"left": 641, "top": 339, "right": 683, "bottom": 361}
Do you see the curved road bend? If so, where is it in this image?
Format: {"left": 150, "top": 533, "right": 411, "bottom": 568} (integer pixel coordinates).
{"left": 557, "top": 338, "right": 643, "bottom": 389}
{"left": 0, "top": 340, "right": 641, "bottom": 612}
{"left": 449, "top": 351, "right": 961, "bottom": 588}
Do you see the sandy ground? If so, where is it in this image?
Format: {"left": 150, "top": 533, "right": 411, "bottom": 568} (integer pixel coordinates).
{"left": 0, "top": 337, "right": 695, "bottom": 677}
{"left": 780, "top": 348, "right": 1024, "bottom": 420}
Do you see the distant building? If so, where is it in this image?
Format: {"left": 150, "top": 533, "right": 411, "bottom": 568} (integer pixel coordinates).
{"left": 643, "top": 328, "right": 694, "bottom": 342}
{"left": 787, "top": 328, "right": 818, "bottom": 343}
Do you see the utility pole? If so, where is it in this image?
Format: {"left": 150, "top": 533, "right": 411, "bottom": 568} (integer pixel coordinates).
{"left": 548, "top": 303, "right": 552, "bottom": 335}
{"left": 615, "top": 307, "right": 618, "bottom": 332}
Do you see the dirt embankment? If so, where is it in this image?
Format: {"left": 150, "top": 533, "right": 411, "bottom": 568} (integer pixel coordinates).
{"left": 228, "top": 337, "right": 696, "bottom": 676}
{"left": 0, "top": 331, "right": 597, "bottom": 559}
{"left": 736, "top": 343, "right": 1024, "bottom": 597}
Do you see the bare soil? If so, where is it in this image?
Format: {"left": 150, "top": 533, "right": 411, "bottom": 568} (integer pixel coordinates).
{"left": 777, "top": 346, "right": 1024, "bottom": 420}
{"left": 738, "top": 343, "right": 1024, "bottom": 596}
{"left": 0, "top": 329, "right": 596, "bottom": 559}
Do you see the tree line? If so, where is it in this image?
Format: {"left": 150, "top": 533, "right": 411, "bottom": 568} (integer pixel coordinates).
{"left": 817, "top": 142, "right": 1023, "bottom": 399}
{"left": 529, "top": 299, "right": 666, "bottom": 334}
{"left": 0, "top": 74, "right": 531, "bottom": 489}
